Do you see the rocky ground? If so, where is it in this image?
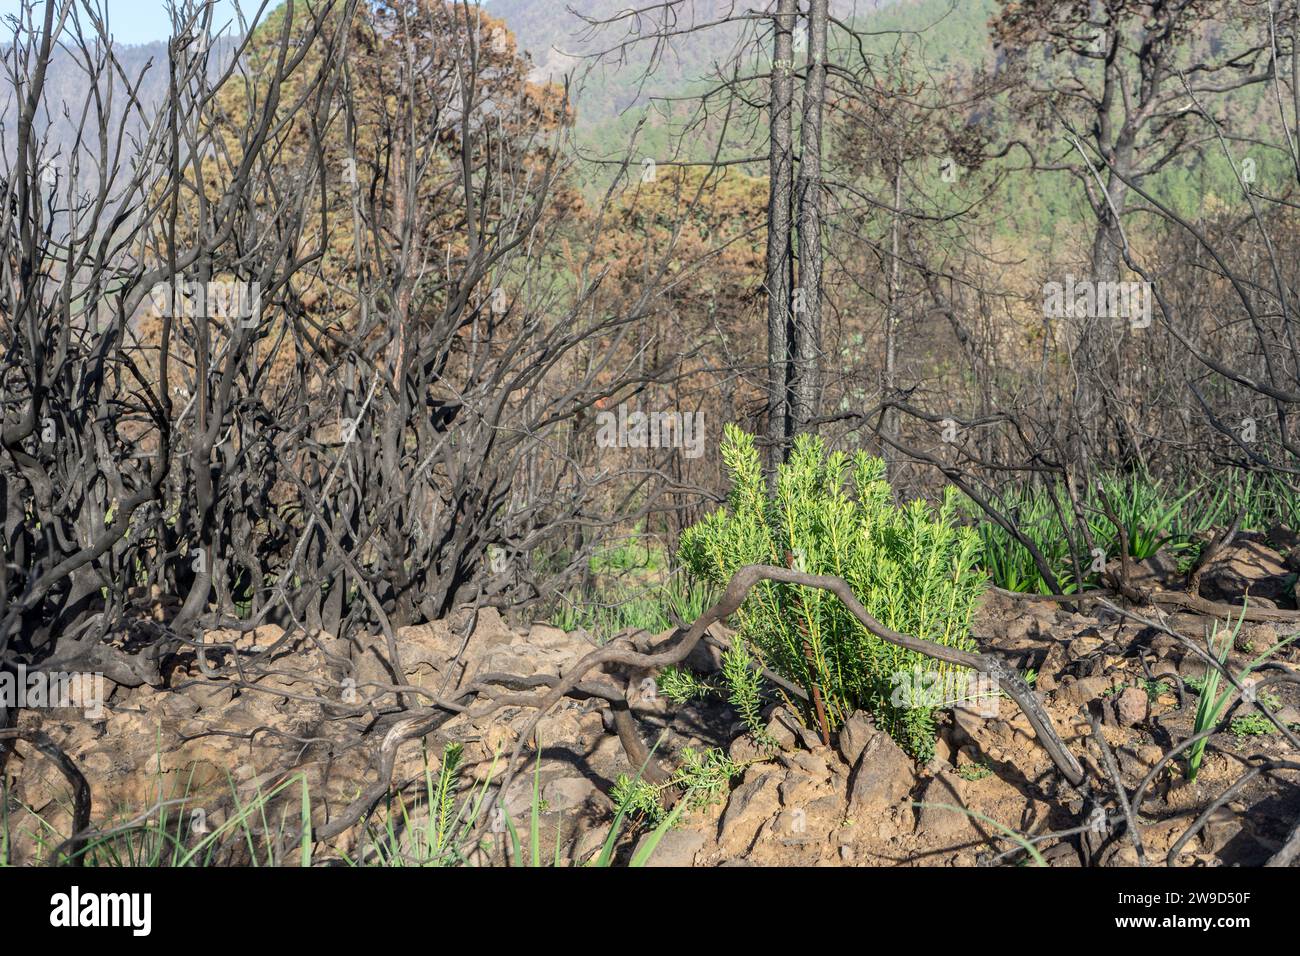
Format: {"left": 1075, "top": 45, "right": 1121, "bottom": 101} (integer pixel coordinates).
{"left": 5, "top": 534, "right": 1300, "bottom": 866}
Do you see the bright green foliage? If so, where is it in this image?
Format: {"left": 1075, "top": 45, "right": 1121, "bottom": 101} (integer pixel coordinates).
{"left": 1187, "top": 613, "right": 1295, "bottom": 781}
{"left": 549, "top": 574, "right": 714, "bottom": 638}
{"left": 1187, "top": 627, "right": 1229, "bottom": 783}
{"left": 968, "top": 476, "right": 1191, "bottom": 595}
{"left": 1092, "top": 474, "right": 1196, "bottom": 561}
{"left": 1181, "top": 470, "right": 1300, "bottom": 536}
{"left": 721, "top": 641, "right": 772, "bottom": 744}
{"left": 1141, "top": 679, "right": 1170, "bottom": 702}
{"left": 610, "top": 774, "right": 667, "bottom": 826}
{"left": 973, "top": 470, "right": 1300, "bottom": 595}
{"left": 671, "top": 746, "right": 745, "bottom": 813}
{"left": 677, "top": 426, "right": 986, "bottom": 758}
{"left": 431, "top": 743, "right": 464, "bottom": 855}
{"left": 970, "top": 483, "right": 1085, "bottom": 594}
{"left": 1229, "top": 713, "right": 1274, "bottom": 739}
{"left": 956, "top": 760, "right": 992, "bottom": 781}
{"left": 610, "top": 746, "right": 745, "bottom": 828}
{"left": 656, "top": 665, "right": 718, "bottom": 704}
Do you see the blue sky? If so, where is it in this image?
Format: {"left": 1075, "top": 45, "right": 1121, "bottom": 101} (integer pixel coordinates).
{"left": 0, "top": 1, "right": 247, "bottom": 45}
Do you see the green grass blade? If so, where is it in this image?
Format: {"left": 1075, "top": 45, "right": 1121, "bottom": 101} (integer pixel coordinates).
{"left": 628, "top": 799, "right": 688, "bottom": 867}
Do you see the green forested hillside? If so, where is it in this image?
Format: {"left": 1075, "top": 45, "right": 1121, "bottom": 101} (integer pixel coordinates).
{"left": 491, "top": 0, "right": 1289, "bottom": 241}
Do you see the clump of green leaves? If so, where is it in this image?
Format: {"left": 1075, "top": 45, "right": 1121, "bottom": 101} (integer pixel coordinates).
{"left": 609, "top": 775, "right": 669, "bottom": 826}
{"left": 610, "top": 746, "right": 745, "bottom": 828}
{"left": 971, "top": 470, "right": 1300, "bottom": 595}
{"left": 673, "top": 746, "right": 744, "bottom": 812}
{"left": 966, "top": 483, "right": 1088, "bottom": 594}
{"left": 1141, "top": 679, "right": 1170, "bottom": 701}
{"left": 1229, "top": 713, "right": 1275, "bottom": 739}
{"left": 970, "top": 473, "right": 1197, "bottom": 594}
{"left": 1187, "top": 612, "right": 1295, "bottom": 781}
{"left": 898, "top": 707, "right": 938, "bottom": 763}
{"left": 1188, "top": 620, "right": 1239, "bottom": 782}
{"left": 721, "top": 641, "right": 775, "bottom": 745}
{"left": 1092, "top": 472, "right": 1196, "bottom": 561}
{"left": 660, "top": 651, "right": 775, "bottom": 749}
{"left": 656, "top": 665, "right": 718, "bottom": 704}
{"left": 1176, "top": 539, "right": 1207, "bottom": 576}
{"left": 678, "top": 426, "right": 986, "bottom": 759}
{"left": 430, "top": 742, "right": 464, "bottom": 853}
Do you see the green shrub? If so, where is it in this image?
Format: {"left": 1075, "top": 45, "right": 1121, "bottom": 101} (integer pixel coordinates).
{"left": 970, "top": 469, "right": 1300, "bottom": 595}
{"left": 1092, "top": 473, "right": 1196, "bottom": 561}
{"left": 1186, "top": 612, "right": 1293, "bottom": 781}
{"left": 1229, "top": 712, "right": 1274, "bottom": 739}
{"left": 970, "top": 473, "right": 1198, "bottom": 594}
{"left": 656, "top": 665, "right": 718, "bottom": 704}
{"left": 549, "top": 573, "right": 714, "bottom": 639}
{"left": 677, "top": 425, "right": 986, "bottom": 759}
{"left": 968, "top": 484, "right": 1085, "bottom": 594}
{"left": 610, "top": 746, "right": 744, "bottom": 830}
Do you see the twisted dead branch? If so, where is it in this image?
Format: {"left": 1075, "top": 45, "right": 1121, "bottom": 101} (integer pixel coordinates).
{"left": 0, "top": 727, "right": 91, "bottom": 865}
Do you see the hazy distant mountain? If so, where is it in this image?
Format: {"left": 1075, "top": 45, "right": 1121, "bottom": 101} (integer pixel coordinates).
{"left": 0, "top": 39, "right": 236, "bottom": 185}
{"left": 487, "top": 0, "right": 907, "bottom": 126}
{"left": 1, "top": 0, "right": 982, "bottom": 185}
{"left": 3, "top": 2, "right": 938, "bottom": 168}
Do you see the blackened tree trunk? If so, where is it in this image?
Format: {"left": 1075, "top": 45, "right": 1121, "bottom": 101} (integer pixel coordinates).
{"left": 883, "top": 152, "right": 903, "bottom": 478}
{"left": 791, "top": 0, "right": 828, "bottom": 433}
{"left": 765, "top": 0, "right": 798, "bottom": 476}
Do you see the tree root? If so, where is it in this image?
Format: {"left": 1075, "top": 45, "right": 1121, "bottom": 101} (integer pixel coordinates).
{"left": 0, "top": 728, "right": 92, "bottom": 866}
